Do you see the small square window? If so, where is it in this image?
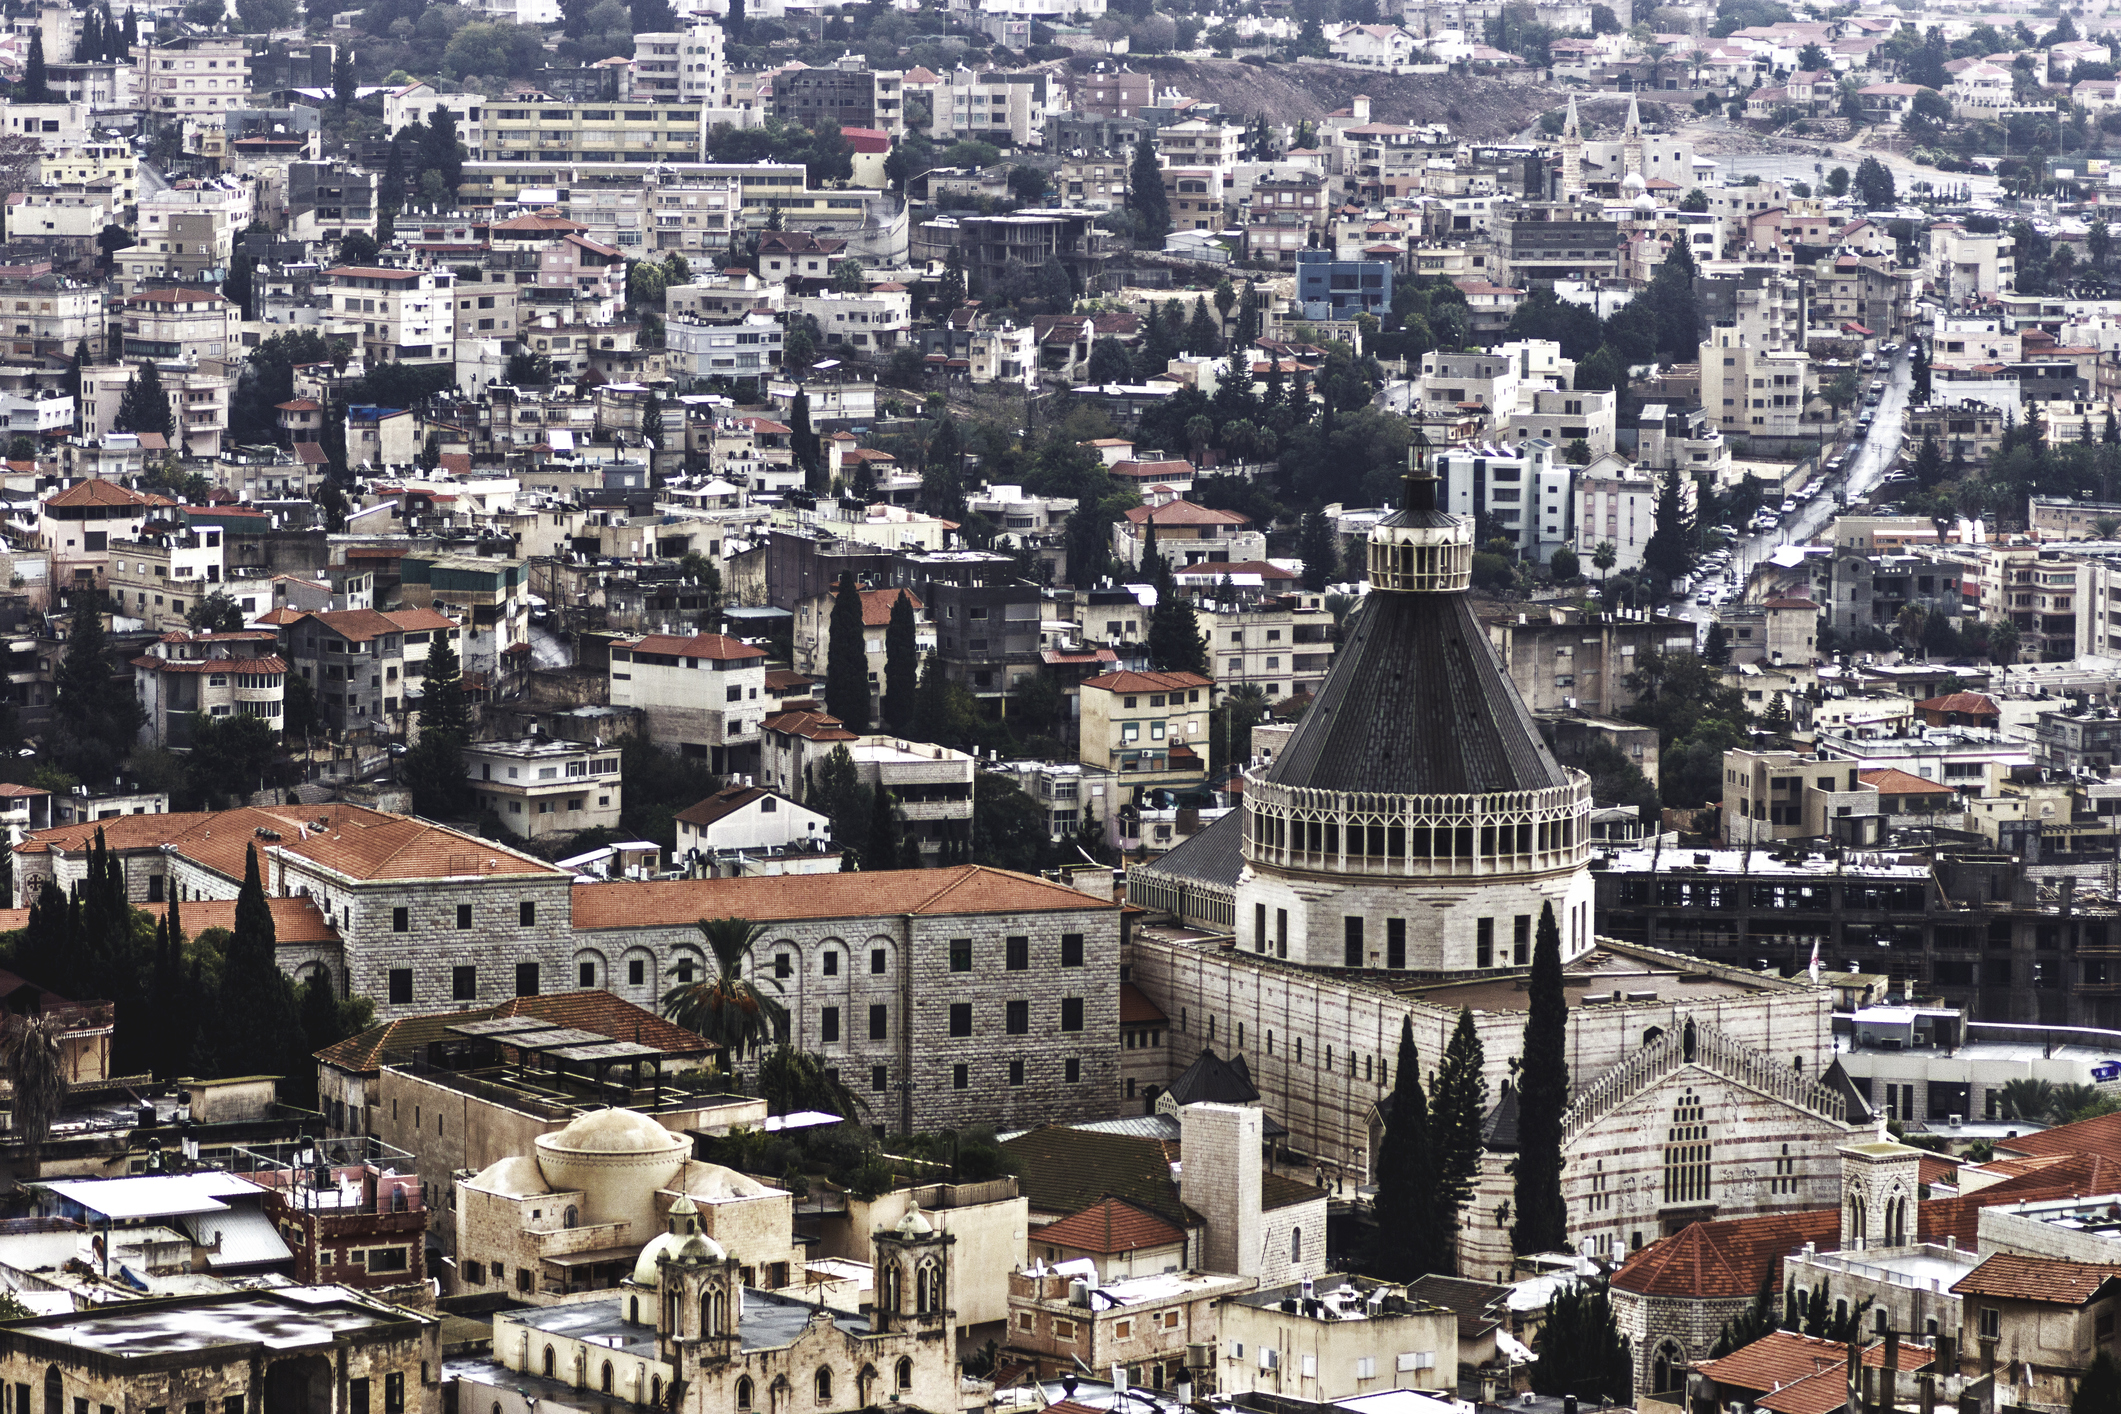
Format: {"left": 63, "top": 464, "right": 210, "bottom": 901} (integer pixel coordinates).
{"left": 456, "top": 904, "right": 472, "bottom": 930}
{"left": 388, "top": 969, "right": 412, "bottom": 1004}
{"left": 520, "top": 901, "right": 536, "bottom": 927}
{"left": 950, "top": 1002, "right": 972, "bottom": 1036}
{"left": 452, "top": 965, "right": 476, "bottom": 1001}
{"left": 949, "top": 938, "right": 972, "bottom": 972}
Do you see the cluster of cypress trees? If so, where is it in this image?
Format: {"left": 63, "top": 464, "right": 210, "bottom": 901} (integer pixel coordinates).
{"left": 1373, "top": 1010, "right": 1487, "bottom": 1280}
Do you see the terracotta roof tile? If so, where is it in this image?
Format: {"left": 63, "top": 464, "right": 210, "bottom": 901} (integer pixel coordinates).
{"left": 1951, "top": 1252, "right": 2121, "bottom": 1305}
{"left": 1034, "top": 1197, "right": 1185, "bottom": 1255}
{"left": 1859, "top": 768, "right": 1950, "bottom": 795}
{"left": 570, "top": 865, "right": 1113, "bottom": 931}
{"left": 291, "top": 607, "right": 456, "bottom": 643}
{"left": 1611, "top": 1208, "right": 1839, "bottom": 1299}
{"left": 1699, "top": 1330, "right": 1929, "bottom": 1397}
{"left": 849, "top": 588, "right": 920, "bottom": 627}
{"left": 46, "top": 479, "right": 167, "bottom": 509}
{"left": 615, "top": 633, "right": 766, "bottom": 661}
{"left": 315, "top": 988, "right": 712, "bottom": 1072}
{"left": 1916, "top": 692, "right": 1998, "bottom": 716}
{"left": 1120, "top": 981, "right": 1166, "bottom": 1025}
{"left": 1081, "top": 670, "right": 1212, "bottom": 693}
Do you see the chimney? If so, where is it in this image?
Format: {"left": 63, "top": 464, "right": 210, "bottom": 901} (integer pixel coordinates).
{"left": 1178, "top": 1102, "right": 1264, "bottom": 1278}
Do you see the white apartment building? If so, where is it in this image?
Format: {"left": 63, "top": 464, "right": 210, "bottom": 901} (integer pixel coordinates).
{"left": 0, "top": 274, "right": 106, "bottom": 362}
{"left": 647, "top": 178, "right": 748, "bottom": 257}
{"left": 1156, "top": 119, "right": 1244, "bottom": 178}
{"left": 463, "top": 738, "right": 623, "bottom": 838}
{"left": 933, "top": 66, "right": 1052, "bottom": 145}
{"left": 1573, "top": 461, "right": 1659, "bottom": 575}
{"left": 947, "top": 0, "right": 1107, "bottom": 23}
{"left": 1928, "top": 225, "right": 2017, "bottom": 303}
{"left": 1, "top": 102, "right": 88, "bottom": 154}
{"left": 118, "top": 287, "right": 238, "bottom": 362}
{"left": 1699, "top": 320, "right": 1814, "bottom": 439}
{"left": 1503, "top": 385, "right": 1617, "bottom": 457}
{"left": 382, "top": 84, "right": 485, "bottom": 160}
{"left": 1194, "top": 591, "right": 1337, "bottom": 703}
{"left": 1437, "top": 437, "right": 1574, "bottom": 566}
{"left": 133, "top": 37, "right": 250, "bottom": 116}
{"left": 967, "top": 322, "right": 1036, "bottom": 388}
{"left": 787, "top": 288, "right": 912, "bottom": 353}
{"left": 107, "top": 520, "right": 228, "bottom": 635}
{"left": 79, "top": 361, "right": 234, "bottom": 460}
{"left": 632, "top": 21, "right": 724, "bottom": 104}
{"left": 324, "top": 265, "right": 455, "bottom": 368}
{"left": 667, "top": 315, "right": 784, "bottom": 388}
{"left": 607, "top": 631, "right": 769, "bottom": 774}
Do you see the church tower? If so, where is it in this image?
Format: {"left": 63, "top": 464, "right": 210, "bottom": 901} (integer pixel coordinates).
{"left": 1560, "top": 95, "right": 1583, "bottom": 196}
{"left": 1231, "top": 443, "right": 1594, "bottom": 973}
{"left": 871, "top": 1202, "right": 956, "bottom": 1342}
{"left": 1836, "top": 1123, "right": 1923, "bottom": 1251}
{"left": 1622, "top": 94, "right": 1645, "bottom": 178}
{"left": 637, "top": 1194, "right": 741, "bottom": 1368}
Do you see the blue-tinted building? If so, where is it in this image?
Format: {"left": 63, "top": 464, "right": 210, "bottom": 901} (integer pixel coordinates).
{"left": 1295, "top": 250, "right": 1392, "bottom": 319}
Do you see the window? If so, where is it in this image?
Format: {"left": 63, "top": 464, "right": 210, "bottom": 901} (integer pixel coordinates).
{"left": 520, "top": 901, "right": 536, "bottom": 927}
{"left": 1477, "top": 917, "right": 1494, "bottom": 968}
{"left": 1009, "top": 1059, "right": 1024, "bottom": 1086}
{"left": 1061, "top": 933, "right": 1084, "bottom": 966}
{"left": 579, "top": 961, "right": 596, "bottom": 987}
{"left": 392, "top": 907, "right": 408, "bottom": 932}
{"left": 868, "top": 1003, "right": 888, "bottom": 1040}
{"left": 1979, "top": 1307, "right": 2000, "bottom": 1340}
{"left": 1344, "top": 916, "right": 1363, "bottom": 968}
{"left": 1005, "top": 999, "right": 1030, "bottom": 1034}
{"left": 871, "top": 948, "right": 887, "bottom": 974}
{"left": 456, "top": 904, "right": 473, "bottom": 930}
{"left": 1663, "top": 1088, "right": 1711, "bottom": 1204}
{"left": 950, "top": 1003, "right": 972, "bottom": 1037}
{"left": 1513, "top": 914, "right": 1531, "bottom": 965}
{"left": 821, "top": 1007, "right": 840, "bottom": 1044}
{"left": 871, "top": 1065, "right": 887, "bottom": 1092}
{"left": 1061, "top": 997, "right": 1084, "bottom": 1031}
{"left": 949, "top": 937, "right": 972, "bottom": 972}
{"left": 516, "top": 962, "right": 540, "bottom": 997}
{"left": 1065, "top": 1057, "right": 1080, "bottom": 1082}
{"left": 628, "top": 959, "right": 645, "bottom": 986}
{"left": 1005, "top": 935, "right": 1028, "bottom": 970}
{"left": 822, "top": 951, "right": 838, "bottom": 976}
{"left": 952, "top": 1063, "right": 969, "bottom": 1089}
{"left": 388, "top": 969, "right": 412, "bottom": 1004}
{"left": 815, "top": 1370, "right": 832, "bottom": 1406}
{"left": 774, "top": 953, "right": 793, "bottom": 979}
{"left": 1387, "top": 918, "right": 1406, "bottom": 969}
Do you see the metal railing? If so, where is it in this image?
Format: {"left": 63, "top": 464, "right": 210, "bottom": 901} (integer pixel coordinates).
{"left": 1562, "top": 1018, "right": 1846, "bottom": 1145}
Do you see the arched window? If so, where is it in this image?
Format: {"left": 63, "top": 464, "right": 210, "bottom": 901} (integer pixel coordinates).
{"left": 629, "top": 1296, "right": 639, "bottom": 1326}
{"left": 815, "top": 1368, "right": 834, "bottom": 1405}
{"left": 1290, "top": 1227, "right": 1302, "bottom": 1263}
{"left": 44, "top": 1366, "right": 59, "bottom": 1414}
{"left": 880, "top": 1263, "right": 901, "bottom": 1311}
{"left": 916, "top": 1259, "right": 941, "bottom": 1314}
{"left": 736, "top": 1378, "right": 753, "bottom": 1411}
{"left": 602, "top": 1362, "right": 614, "bottom": 1394}
{"left": 564, "top": 1205, "right": 579, "bottom": 1229}
{"left": 1652, "top": 1342, "right": 1683, "bottom": 1393}
{"left": 896, "top": 1359, "right": 913, "bottom": 1392}
{"left": 1847, "top": 1189, "right": 1867, "bottom": 1249}
{"left": 1663, "top": 1089, "right": 1710, "bottom": 1205}
{"left": 542, "top": 1347, "right": 556, "bottom": 1379}
{"left": 652, "top": 1378, "right": 663, "bottom": 1406}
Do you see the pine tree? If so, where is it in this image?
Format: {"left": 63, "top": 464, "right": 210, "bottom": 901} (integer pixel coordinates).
{"left": 1373, "top": 1016, "right": 1447, "bottom": 1280}
{"left": 218, "top": 844, "right": 300, "bottom": 1082}
{"left": 52, "top": 587, "right": 142, "bottom": 782}
{"left": 882, "top": 589, "right": 919, "bottom": 736}
{"left": 826, "top": 571, "right": 870, "bottom": 732}
{"left": 24, "top": 32, "right": 49, "bottom": 102}
{"left": 1299, "top": 510, "right": 1337, "bottom": 591}
{"left": 332, "top": 44, "right": 355, "bottom": 109}
{"left": 1146, "top": 556, "right": 1207, "bottom": 676}
{"left": 864, "top": 788, "right": 900, "bottom": 871}
{"left": 1430, "top": 1008, "right": 1488, "bottom": 1229}
{"left": 404, "top": 632, "right": 472, "bottom": 818}
{"left": 1185, "top": 298, "right": 1222, "bottom": 356}
{"left": 381, "top": 134, "right": 408, "bottom": 215}
{"left": 1702, "top": 620, "right": 1731, "bottom": 665}
{"left": 1641, "top": 468, "right": 1696, "bottom": 588}
{"left": 1511, "top": 902, "right": 1570, "bottom": 1255}
{"left": 113, "top": 361, "right": 173, "bottom": 439}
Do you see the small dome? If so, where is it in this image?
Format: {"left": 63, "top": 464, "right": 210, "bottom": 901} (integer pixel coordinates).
{"left": 547, "top": 1107, "right": 684, "bottom": 1154}
{"left": 471, "top": 1155, "right": 551, "bottom": 1197}
{"left": 1620, "top": 171, "right": 1647, "bottom": 194}
{"left": 896, "top": 1200, "right": 934, "bottom": 1237}
{"left": 686, "top": 1164, "right": 773, "bottom": 1201}
{"left": 1634, "top": 192, "right": 1657, "bottom": 214}
{"left": 630, "top": 1227, "right": 727, "bottom": 1284}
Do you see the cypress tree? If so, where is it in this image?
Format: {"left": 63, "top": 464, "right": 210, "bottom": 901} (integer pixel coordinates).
{"left": 113, "top": 361, "right": 173, "bottom": 439}
{"left": 825, "top": 571, "right": 870, "bottom": 732}
{"left": 25, "top": 32, "right": 49, "bottom": 103}
{"left": 52, "top": 587, "right": 143, "bottom": 782}
{"left": 865, "top": 788, "right": 899, "bottom": 872}
{"left": 1129, "top": 135, "right": 1168, "bottom": 245}
{"left": 404, "top": 632, "right": 472, "bottom": 818}
{"left": 882, "top": 590, "right": 919, "bottom": 736}
{"left": 1430, "top": 1007, "right": 1488, "bottom": 1228}
{"left": 1512, "top": 901, "right": 1570, "bottom": 1255}
{"left": 219, "top": 845, "right": 299, "bottom": 1082}
{"left": 1374, "top": 1016, "right": 1446, "bottom": 1280}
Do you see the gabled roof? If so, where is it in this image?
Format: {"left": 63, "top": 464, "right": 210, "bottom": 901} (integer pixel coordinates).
{"left": 1915, "top": 691, "right": 1998, "bottom": 716}
{"left": 46, "top": 478, "right": 167, "bottom": 510}
{"left": 1081, "top": 670, "right": 1211, "bottom": 694}
{"left": 1698, "top": 1329, "right": 1929, "bottom": 1396}
{"left": 1119, "top": 981, "right": 1166, "bottom": 1026}
{"left": 761, "top": 709, "right": 857, "bottom": 742}
{"left": 614, "top": 632, "right": 765, "bottom": 661}
{"left": 843, "top": 587, "right": 920, "bottom": 626}
{"left": 1404, "top": 1274, "right": 1508, "bottom": 1340}
{"left": 1002, "top": 1125, "right": 1193, "bottom": 1227}
{"left": 1859, "top": 767, "right": 1951, "bottom": 795}
{"left": 1121, "top": 500, "right": 1246, "bottom": 527}
{"left": 1951, "top": 1252, "right": 2121, "bottom": 1306}
{"left": 292, "top": 607, "right": 455, "bottom": 643}
{"left": 675, "top": 784, "right": 812, "bottom": 829}
{"left": 1166, "top": 1046, "right": 1260, "bottom": 1106}
{"left": 1611, "top": 1207, "right": 1840, "bottom": 1298}
{"left": 1033, "top": 1196, "right": 1185, "bottom": 1255}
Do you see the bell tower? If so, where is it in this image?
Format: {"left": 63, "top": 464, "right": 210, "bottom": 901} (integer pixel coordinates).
{"left": 1623, "top": 94, "right": 1645, "bottom": 178}
{"left": 644, "top": 1194, "right": 741, "bottom": 1367}
{"left": 1560, "top": 95, "right": 1583, "bottom": 196}
{"left": 871, "top": 1202, "right": 957, "bottom": 1343}
{"left": 1836, "top": 1123, "right": 1922, "bottom": 1252}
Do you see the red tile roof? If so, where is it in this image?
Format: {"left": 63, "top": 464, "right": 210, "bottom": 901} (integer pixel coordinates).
{"left": 1952, "top": 1252, "right": 2121, "bottom": 1306}
{"left": 1081, "top": 670, "right": 1212, "bottom": 694}
{"left": 316, "top": 988, "right": 713, "bottom": 1072}
{"left": 1034, "top": 1197, "right": 1185, "bottom": 1255}
{"left": 1121, "top": 501, "right": 1247, "bottom": 527}
{"left": 291, "top": 607, "right": 455, "bottom": 643}
{"left": 849, "top": 588, "right": 920, "bottom": 627}
{"left": 1699, "top": 1330, "right": 1929, "bottom": 1396}
{"left": 46, "top": 479, "right": 167, "bottom": 509}
{"left": 1859, "top": 768, "right": 1950, "bottom": 796}
{"left": 570, "top": 865, "right": 1113, "bottom": 930}
{"left": 760, "top": 709, "right": 857, "bottom": 742}
{"left": 614, "top": 633, "right": 765, "bottom": 662}
{"left": 1611, "top": 1208, "right": 1839, "bottom": 1298}
{"left": 1915, "top": 692, "right": 1999, "bottom": 717}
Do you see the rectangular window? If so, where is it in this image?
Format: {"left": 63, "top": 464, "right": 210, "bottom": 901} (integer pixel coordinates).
{"left": 453, "top": 965, "right": 476, "bottom": 1001}
{"left": 1514, "top": 914, "right": 1531, "bottom": 965}
{"left": 1387, "top": 918, "right": 1406, "bottom": 969}
{"left": 1006, "top": 999, "right": 1029, "bottom": 1034}
{"left": 392, "top": 907, "right": 408, "bottom": 932}
{"left": 871, "top": 948, "right": 887, "bottom": 974}
{"left": 1344, "top": 916, "right": 1364, "bottom": 968}
{"left": 1477, "top": 917, "right": 1494, "bottom": 968}
{"left": 1061, "top": 933, "right": 1084, "bottom": 966}
{"left": 869, "top": 1004, "right": 888, "bottom": 1040}
{"left": 1009, "top": 1059, "right": 1024, "bottom": 1086}
{"left": 456, "top": 903, "right": 472, "bottom": 930}
{"left": 515, "top": 962, "right": 539, "bottom": 996}
{"left": 388, "top": 969, "right": 412, "bottom": 1004}
{"left": 520, "top": 901, "right": 536, "bottom": 927}
{"left": 383, "top": 1373, "right": 405, "bottom": 1413}
{"left": 1061, "top": 997, "right": 1084, "bottom": 1032}
{"left": 822, "top": 951, "right": 838, "bottom": 976}
{"left": 950, "top": 1002, "right": 972, "bottom": 1037}
{"left": 1066, "top": 1057, "right": 1081, "bottom": 1082}
{"left": 952, "top": 1063, "right": 969, "bottom": 1089}
{"left": 1005, "top": 935, "right": 1028, "bottom": 970}
{"left": 628, "top": 959, "right": 645, "bottom": 985}
{"left": 821, "top": 1006, "right": 840, "bottom": 1044}
{"left": 349, "top": 1382, "right": 369, "bottom": 1414}
{"left": 949, "top": 937, "right": 972, "bottom": 972}
{"left": 871, "top": 1065, "right": 887, "bottom": 1092}
{"left": 1256, "top": 903, "right": 1269, "bottom": 954}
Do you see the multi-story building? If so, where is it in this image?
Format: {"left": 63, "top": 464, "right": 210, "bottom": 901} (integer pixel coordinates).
{"left": 774, "top": 60, "right": 885, "bottom": 131}
{"left": 1154, "top": 118, "right": 1242, "bottom": 176}
{"left": 78, "top": 359, "right": 234, "bottom": 459}
{"left": 1482, "top": 605, "right": 1690, "bottom": 717}
{"left": 607, "top": 631, "right": 769, "bottom": 774}
{"left": 788, "top": 288, "right": 913, "bottom": 353}
{"left": 1699, "top": 318, "right": 1815, "bottom": 440}
{"left": 667, "top": 314, "right": 784, "bottom": 388}
{"left": 464, "top": 737, "right": 624, "bottom": 837}
{"left": 286, "top": 162, "right": 378, "bottom": 244}
{"left": 1078, "top": 669, "right": 1211, "bottom": 790}
{"left": 133, "top": 36, "right": 251, "bottom": 117}
{"left": 132, "top": 629, "right": 287, "bottom": 748}
{"left": 399, "top": 554, "right": 530, "bottom": 682}
{"left": 1978, "top": 545, "right": 2078, "bottom": 662}
{"left": 932, "top": 66, "right": 1052, "bottom": 145}
{"left": 1437, "top": 438, "right": 1574, "bottom": 566}
{"left": 1295, "top": 249, "right": 1392, "bottom": 319}
{"left": 1068, "top": 66, "right": 1154, "bottom": 119}
{"left": 1503, "top": 385, "right": 1616, "bottom": 457}
{"left": 1242, "top": 170, "right": 1330, "bottom": 268}
{"left": 324, "top": 265, "right": 454, "bottom": 370}
{"left": 1572, "top": 461, "right": 1659, "bottom": 574}
{"left": 106, "top": 516, "right": 227, "bottom": 633}
{"left": 382, "top": 84, "right": 486, "bottom": 159}
{"left": 118, "top": 285, "right": 237, "bottom": 362}
{"left": 280, "top": 607, "right": 464, "bottom": 734}
{"left": 897, "top": 551, "right": 1043, "bottom": 709}
{"left": 477, "top": 100, "right": 707, "bottom": 165}
{"left": 790, "top": 586, "right": 930, "bottom": 723}
{"left": 1194, "top": 590, "right": 1336, "bottom": 704}
{"left": 0, "top": 270, "right": 106, "bottom": 362}
{"left": 37, "top": 476, "right": 169, "bottom": 586}
{"left": 1721, "top": 747, "right": 1882, "bottom": 846}
{"left": 914, "top": 210, "right": 1113, "bottom": 299}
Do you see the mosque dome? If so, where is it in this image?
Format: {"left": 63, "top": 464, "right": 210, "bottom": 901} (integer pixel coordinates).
{"left": 547, "top": 1107, "right": 687, "bottom": 1154}
{"left": 471, "top": 1155, "right": 550, "bottom": 1197}
{"left": 534, "top": 1108, "right": 690, "bottom": 1232}
{"left": 687, "top": 1164, "right": 774, "bottom": 1201}
{"left": 1633, "top": 192, "right": 1657, "bottom": 214}
{"left": 1620, "top": 170, "right": 1647, "bottom": 195}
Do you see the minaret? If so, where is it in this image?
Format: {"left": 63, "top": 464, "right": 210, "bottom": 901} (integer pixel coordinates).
{"left": 1623, "top": 93, "right": 1644, "bottom": 178}
{"left": 1231, "top": 438, "right": 1593, "bottom": 974}
{"left": 1560, "top": 95, "right": 1583, "bottom": 197}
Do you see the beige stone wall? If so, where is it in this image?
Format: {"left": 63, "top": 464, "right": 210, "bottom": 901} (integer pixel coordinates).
{"left": 1216, "top": 1299, "right": 1457, "bottom": 1401}
{"left": 844, "top": 1184, "right": 1028, "bottom": 1332}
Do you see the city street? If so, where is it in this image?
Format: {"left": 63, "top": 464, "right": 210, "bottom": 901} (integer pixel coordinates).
{"left": 1666, "top": 340, "right": 1916, "bottom": 633}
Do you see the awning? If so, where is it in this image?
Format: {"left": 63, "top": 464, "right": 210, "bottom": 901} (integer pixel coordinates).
{"left": 1842, "top": 321, "right": 1874, "bottom": 336}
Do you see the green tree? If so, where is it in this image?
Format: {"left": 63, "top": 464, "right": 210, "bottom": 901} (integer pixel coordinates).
{"left": 969, "top": 771, "right": 1049, "bottom": 873}
{"left": 1511, "top": 902, "right": 1569, "bottom": 1255}
{"left": 882, "top": 589, "right": 919, "bottom": 736}
{"left": 1550, "top": 545, "right": 1580, "bottom": 582}
{"left": 1430, "top": 1008, "right": 1488, "bottom": 1233}
{"left": 113, "top": 361, "right": 174, "bottom": 439}
{"left": 185, "top": 712, "right": 277, "bottom": 810}
{"left": 1703, "top": 620, "right": 1731, "bottom": 665}
{"left": 2074, "top": 1350, "right": 2121, "bottom": 1414}
{"left": 756, "top": 1045, "right": 869, "bottom": 1118}
{"left": 1373, "top": 1017, "right": 1447, "bottom": 1279}
{"left": 826, "top": 571, "right": 870, "bottom": 731}
{"left": 1710, "top": 1279, "right": 1779, "bottom": 1358}
{"left": 51, "top": 589, "right": 143, "bottom": 783}
{"left": 864, "top": 788, "right": 901, "bottom": 871}
{"left": 403, "top": 633, "right": 472, "bottom": 817}
{"left": 1642, "top": 470, "right": 1697, "bottom": 588}
{"left": 2, "top": 1013, "right": 63, "bottom": 1166}
{"left": 661, "top": 917, "right": 789, "bottom": 1067}
{"left": 23, "top": 32, "right": 49, "bottom": 103}
{"left": 332, "top": 43, "right": 355, "bottom": 108}
{"left": 1825, "top": 166, "right": 1850, "bottom": 197}
{"left": 1853, "top": 155, "right": 1896, "bottom": 209}
{"left": 1129, "top": 136, "right": 1168, "bottom": 246}
{"left": 217, "top": 844, "right": 301, "bottom": 1082}
{"left": 1530, "top": 1282, "right": 1632, "bottom": 1402}
{"left": 1298, "top": 510, "right": 1338, "bottom": 590}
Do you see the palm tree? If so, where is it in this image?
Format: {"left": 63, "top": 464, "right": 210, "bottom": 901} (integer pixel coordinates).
{"left": 2047, "top": 1083, "right": 2105, "bottom": 1125}
{"left": 1997, "top": 1077, "right": 2056, "bottom": 1123}
{"left": 1989, "top": 620, "right": 2022, "bottom": 666}
{"left": 1593, "top": 541, "right": 1618, "bottom": 580}
{"left": 659, "top": 917, "right": 788, "bottom": 1068}
{"left": 4, "top": 1013, "right": 65, "bottom": 1167}
{"left": 756, "top": 1044, "right": 871, "bottom": 1119}
{"left": 1896, "top": 602, "right": 1929, "bottom": 660}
